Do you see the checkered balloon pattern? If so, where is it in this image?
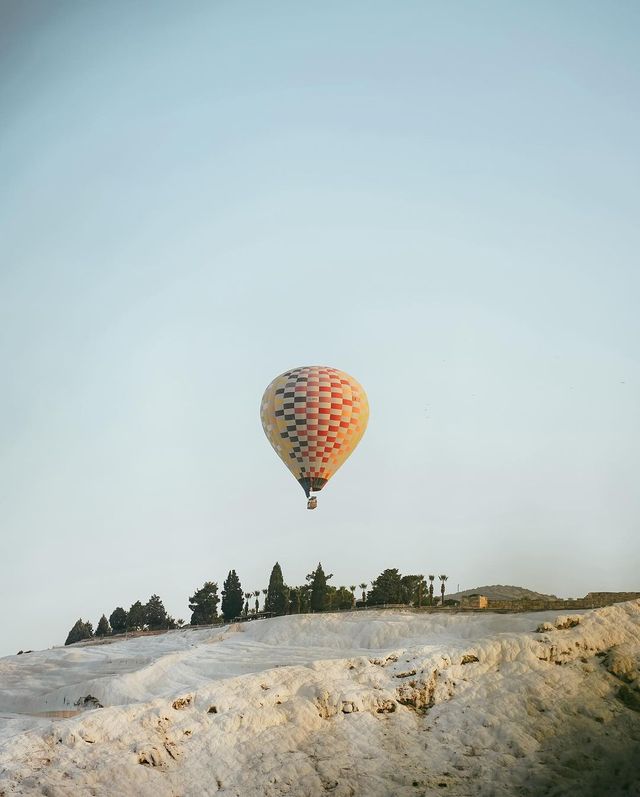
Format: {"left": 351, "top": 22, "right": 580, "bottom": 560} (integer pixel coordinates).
{"left": 261, "top": 366, "right": 369, "bottom": 497}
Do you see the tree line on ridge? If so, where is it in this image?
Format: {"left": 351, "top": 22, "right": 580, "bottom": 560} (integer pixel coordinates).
{"left": 64, "top": 565, "right": 450, "bottom": 645}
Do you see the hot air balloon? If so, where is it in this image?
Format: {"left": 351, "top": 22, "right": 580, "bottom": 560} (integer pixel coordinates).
{"left": 260, "top": 366, "right": 369, "bottom": 509}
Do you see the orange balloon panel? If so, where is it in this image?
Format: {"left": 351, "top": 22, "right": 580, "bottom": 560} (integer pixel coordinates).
{"left": 260, "top": 366, "right": 369, "bottom": 497}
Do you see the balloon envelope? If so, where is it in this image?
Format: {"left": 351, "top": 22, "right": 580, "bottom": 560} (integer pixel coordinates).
{"left": 260, "top": 366, "right": 369, "bottom": 497}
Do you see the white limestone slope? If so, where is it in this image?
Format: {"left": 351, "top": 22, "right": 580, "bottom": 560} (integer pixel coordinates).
{"left": 1, "top": 603, "right": 639, "bottom": 796}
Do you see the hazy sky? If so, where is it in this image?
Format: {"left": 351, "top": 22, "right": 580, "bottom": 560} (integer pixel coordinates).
{"left": 1, "top": 1, "right": 639, "bottom": 657}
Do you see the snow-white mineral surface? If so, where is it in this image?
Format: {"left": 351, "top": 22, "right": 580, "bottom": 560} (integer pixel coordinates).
{"left": 1, "top": 602, "right": 639, "bottom": 796}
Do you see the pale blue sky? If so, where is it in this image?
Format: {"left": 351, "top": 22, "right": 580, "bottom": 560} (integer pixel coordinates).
{"left": 1, "top": 1, "right": 639, "bottom": 656}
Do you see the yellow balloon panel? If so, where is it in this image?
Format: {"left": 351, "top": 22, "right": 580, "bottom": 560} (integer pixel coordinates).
{"left": 260, "top": 366, "right": 369, "bottom": 495}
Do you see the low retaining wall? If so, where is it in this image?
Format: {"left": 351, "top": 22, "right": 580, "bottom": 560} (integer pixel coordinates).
{"left": 486, "top": 593, "right": 640, "bottom": 611}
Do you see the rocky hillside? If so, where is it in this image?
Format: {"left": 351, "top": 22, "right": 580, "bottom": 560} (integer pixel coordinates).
{"left": 446, "top": 584, "right": 558, "bottom": 602}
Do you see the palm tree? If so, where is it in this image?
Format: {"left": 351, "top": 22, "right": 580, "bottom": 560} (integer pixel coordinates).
{"left": 244, "top": 592, "right": 252, "bottom": 616}
{"left": 359, "top": 583, "right": 368, "bottom": 605}
{"left": 439, "top": 575, "right": 448, "bottom": 606}
{"left": 428, "top": 575, "right": 435, "bottom": 605}
{"left": 253, "top": 590, "right": 260, "bottom": 615}
{"left": 350, "top": 585, "right": 356, "bottom": 608}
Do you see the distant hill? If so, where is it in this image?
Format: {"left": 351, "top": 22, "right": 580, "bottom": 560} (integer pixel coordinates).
{"left": 446, "top": 585, "right": 558, "bottom": 602}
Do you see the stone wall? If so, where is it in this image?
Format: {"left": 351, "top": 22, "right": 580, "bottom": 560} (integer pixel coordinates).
{"left": 584, "top": 592, "right": 640, "bottom": 603}
{"left": 486, "top": 593, "right": 640, "bottom": 611}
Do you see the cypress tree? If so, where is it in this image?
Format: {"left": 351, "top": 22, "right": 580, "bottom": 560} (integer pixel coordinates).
{"left": 95, "top": 614, "right": 111, "bottom": 637}
{"left": 128, "top": 600, "right": 146, "bottom": 631}
{"left": 309, "top": 562, "right": 329, "bottom": 612}
{"left": 145, "top": 594, "right": 168, "bottom": 630}
{"left": 109, "top": 607, "right": 128, "bottom": 635}
{"left": 188, "top": 581, "right": 219, "bottom": 626}
{"left": 265, "top": 562, "right": 288, "bottom": 615}
{"left": 221, "top": 570, "right": 244, "bottom": 620}
{"left": 64, "top": 619, "right": 94, "bottom": 646}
